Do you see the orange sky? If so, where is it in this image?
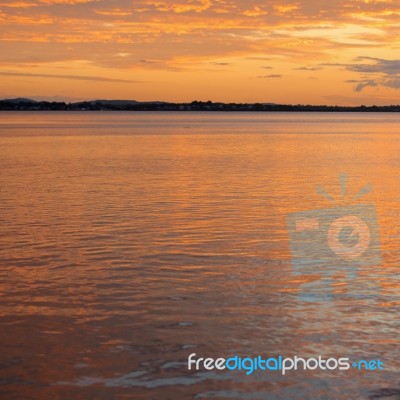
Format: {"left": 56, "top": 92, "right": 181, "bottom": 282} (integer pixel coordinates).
{"left": 0, "top": 0, "right": 400, "bottom": 105}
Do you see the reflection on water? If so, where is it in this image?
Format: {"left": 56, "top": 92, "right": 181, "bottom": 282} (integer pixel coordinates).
{"left": 0, "top": 112, "right": 399, "bottom": 399}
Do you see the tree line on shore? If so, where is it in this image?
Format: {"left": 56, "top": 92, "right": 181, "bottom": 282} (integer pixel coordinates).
{"left": 1, "top": 99, "right": 400, "bottom": 112}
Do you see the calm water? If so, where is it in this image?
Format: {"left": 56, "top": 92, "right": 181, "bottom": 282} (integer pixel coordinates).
{"left": 0, "top": 112, "right": 399, "bottom": 400}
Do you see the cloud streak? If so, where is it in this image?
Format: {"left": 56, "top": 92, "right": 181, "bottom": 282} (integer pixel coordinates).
{"left": 295, "top": 66, "right": 323, "bottom": 71}
{"left": 0, "top": 71, "right": 139, "bottom": 83}
{"left": 257, "top": 74, "right": 283, "bottom": 78}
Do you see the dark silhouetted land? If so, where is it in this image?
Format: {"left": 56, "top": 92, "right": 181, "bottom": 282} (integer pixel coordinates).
{"left": 1, "top": 98, "right": 400, "bottom": 112}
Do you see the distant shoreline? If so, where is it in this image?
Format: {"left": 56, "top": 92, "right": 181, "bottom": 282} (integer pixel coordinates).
{"left": 1, "top": 99, "right": 400, "bottom": 112}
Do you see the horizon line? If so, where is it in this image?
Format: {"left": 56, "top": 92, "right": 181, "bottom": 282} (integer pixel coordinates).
{"left": 1, "top": 98, "right": 400, "bottom": 108}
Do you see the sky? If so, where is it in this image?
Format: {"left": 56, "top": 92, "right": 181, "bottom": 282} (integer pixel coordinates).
{"left": 0, "top": 0, "right": 400, "bottom": 105}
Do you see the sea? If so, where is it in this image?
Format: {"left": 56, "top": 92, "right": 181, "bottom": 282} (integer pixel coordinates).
{"left": 0, "top": 112, "right": 399, "bottom": 399}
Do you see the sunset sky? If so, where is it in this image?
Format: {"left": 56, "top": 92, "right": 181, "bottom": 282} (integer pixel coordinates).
{"left": 1, "top": 0, "right": 400, "bottom": 105}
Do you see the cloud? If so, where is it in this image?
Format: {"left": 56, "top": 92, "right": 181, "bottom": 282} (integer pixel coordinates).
{"left": 243, "top": 6, "right": 268, "bottom": 17}
{"left": 382, "top": 77, "right": 400, "bottom": 89}
{"left": 294, "top": 66, "right": 323, "bottom": 71}
{"left": 257, "top": 74, "right": 283, "bottom": 78}
{"left": 273, "top": 4, "right": 299, "bottom": 15}
{"left": 323, "top": 57, "right": 400, "bottom": 91}
{"left": 1, "top": 0, "right": 400, "bottom": 103}
{"left": 0, "top": 71, "right": 139, "bottom": 83}
{"left": 346, "top": 79, "right": 378, "bottom": 92}
{"left": 348, "top": 57, "right": 400, "bottom": 75}
{"left": 0, "top": 0, "right": 398, "bottom": 69}
{"left": 345, "top": 76, "right": 400, "bottom": 92}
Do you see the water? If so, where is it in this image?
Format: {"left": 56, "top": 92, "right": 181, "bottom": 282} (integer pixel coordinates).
{"left": 0, "top": 112, "right": 399, "bottom": 399}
